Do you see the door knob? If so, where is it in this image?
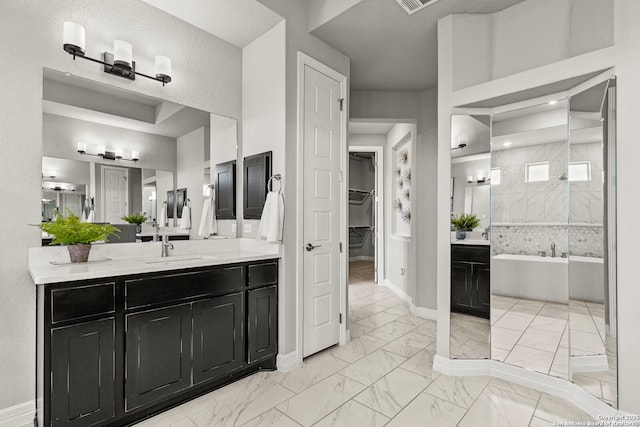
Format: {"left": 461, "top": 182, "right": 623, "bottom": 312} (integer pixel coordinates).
{"left": 306, "top": 243, "right": 322, "bottom": 252}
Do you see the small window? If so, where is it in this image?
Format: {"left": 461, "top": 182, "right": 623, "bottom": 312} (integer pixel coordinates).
{"left": 569, "top": 161, "right": 591, "bottom": 182}
{"left": 525, "top": 162, "right": 549, "bottom": 183}
{"left": 490, "top": 168, "right": 501, "bottom": 186}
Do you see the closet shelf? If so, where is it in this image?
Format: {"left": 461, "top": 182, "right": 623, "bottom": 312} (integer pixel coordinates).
{"left": 349, "top": 188, "right": 373, "bottom": 204}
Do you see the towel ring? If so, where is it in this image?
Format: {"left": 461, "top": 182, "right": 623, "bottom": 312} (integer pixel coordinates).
{"left": 267, "top": 174, "right": 282, "bottom": 193}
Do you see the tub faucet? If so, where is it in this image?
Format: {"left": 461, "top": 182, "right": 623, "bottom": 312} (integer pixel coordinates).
{"left": 551, "top": 242, "right": 557, "bottom": 258}
{"left": 482, "top": 227, "right": 490, "bottom": 240}
{"left": 161, "top": 235, "right": 174, "bottom": 257}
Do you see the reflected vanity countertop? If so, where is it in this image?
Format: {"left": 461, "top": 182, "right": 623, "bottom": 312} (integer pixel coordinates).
{"left": 28, "top": 238, "right": 280, "bottom": 285}
{"left": 451, "top": 239, "right": 490, "bottom": 246}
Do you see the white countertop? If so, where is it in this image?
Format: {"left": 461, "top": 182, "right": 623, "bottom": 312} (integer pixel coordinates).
{"left": 29, "top": 238, "right": 281, "bottom": 285}
{"left": 451, "top": 239, "right": 490, "bottom": 246}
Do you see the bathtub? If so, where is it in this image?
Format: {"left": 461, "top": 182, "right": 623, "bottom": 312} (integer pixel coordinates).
{"left": 569, "top": 256, "right": 604, "bottom": 303}
{"left": 491, "top": 254, "right": 604, "bottom": 304}
{"left": 492, "top": 254, "right": 569, "bottom": 303}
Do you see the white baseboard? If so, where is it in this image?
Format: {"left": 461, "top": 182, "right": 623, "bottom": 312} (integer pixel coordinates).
{"left": 570, "top": 354, "right": 610, "bottom": 373}
{"left": 433, "top": 355, "right": 623, "bottom": 419}
{"left": 0, "top": 400, "right": 34, "bottom": 427}
{"left": 348, "top": 256, "right": 375, "bottom": 262}
{"left": 412, "top": 306, "right": 438, "bottom": 321}
{"left": 277, "top": 351, "right": 302, "bottom": 372}
{"left": 382, "top": 280, "right": 437, "bottom": 321}
{"left": 382, "top": 279, "right": 412, "bottom": 304}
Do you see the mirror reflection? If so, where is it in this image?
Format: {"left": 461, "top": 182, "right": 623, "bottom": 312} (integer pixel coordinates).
{"left": 490, "top": 100, "right": 570, "bottom": 378}
{"left": 449, "top": 114, "right": 491, "bottom": 359}
{"left": 568, "top": 79, "right": 618, "bottom": 408}
{"left": 41, "top": 68, "right": 238, "bottom": 243}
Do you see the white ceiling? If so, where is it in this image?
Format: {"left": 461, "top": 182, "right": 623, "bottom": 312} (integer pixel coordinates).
{"left": 140, "top": 0, "right": 283, "bottom": 48}
{"left": 311, "top": 0, "right": 526, "bottom": 91}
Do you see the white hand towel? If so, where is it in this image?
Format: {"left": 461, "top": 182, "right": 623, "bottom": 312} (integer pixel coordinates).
{"left": 198, "top": 195, "right": 218, "bottom": 238}
{"left": 158, "top": 202, "right": 167, "bottom": 227}
{"left": 257, "top": 191, "right": 284, "bottom": 242}
{"left": 180, "top": 205, "right": 191, "bottom": 230}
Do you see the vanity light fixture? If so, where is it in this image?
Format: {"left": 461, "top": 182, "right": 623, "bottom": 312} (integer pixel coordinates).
{"left": 77, "top": 142, "right": 140, "bottom": 162}
{"left": 63, "top": 21, "right": 172, "bottom": 86}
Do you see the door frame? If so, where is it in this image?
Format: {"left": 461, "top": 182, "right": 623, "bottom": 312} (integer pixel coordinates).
{"left": 296, "top": 52, "right": 349, "bottom": 363}
{"left": 348, "top": 145, "right": 385, "bottom": 285}
{"left": 100, "top": 164, "right": 129, "bottom": 223}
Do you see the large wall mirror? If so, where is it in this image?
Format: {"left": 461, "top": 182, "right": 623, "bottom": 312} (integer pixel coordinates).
{"left": 449, "top": 114, "right": 491, "bottom": 359}
{"left": 41, "top": 68, "right": 239, "bottom": 242}
{"left": 448, "top": 76, "right": 618, "bottom": 408}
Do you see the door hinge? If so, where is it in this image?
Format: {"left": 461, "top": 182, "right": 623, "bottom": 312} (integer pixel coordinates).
{"left": 339, "top": 313, "right": 343, "bottom": 324}
{"left": 338, "top": 98, "right": 345, "bottom": 111}
{"left": 339, "top": 242, "right": 343, "bottom": 253}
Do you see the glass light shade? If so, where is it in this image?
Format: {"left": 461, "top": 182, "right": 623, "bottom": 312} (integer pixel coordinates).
{"left": 155, "top": 55, "right": 172, "bottom": 83}
{"left": 97, "top": 146, "right": 106, "bottom": 156}
{"left": 115, "top": 148, "right": 124, "bottom": 159}
{"left": 113, "top": 40, "right": 132, "bottom": 68}
{"left": 131, "top": 150, "right": 140, "bottom": 161}
{"left": 63, "top": 22, "right": 85, "bottom": 55}
{"left": 77, "top": 142, "right": 87, "bottom": 153}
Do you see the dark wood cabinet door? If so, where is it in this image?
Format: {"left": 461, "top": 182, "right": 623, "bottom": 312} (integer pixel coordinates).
{"left": 247, "top": 285, "right": 277, "bottom": 364}
{"left": 215, "top": 160, "right": 236, "bottom": 219}
{"left": 243, "top": 151, "right": 272, "bottom": 219}
{"left": 451, "top": 261, "right": 471, "bottom": 310}
{"left": 473, "top": 263, "right": 491, "bottom": 318}
{"left": 51, "top": 318, "right": 115, "bottom": 427}
{"left": 125, "top": 304, "right": 192, "bottom": 411}
{"left": 193, "top": 292, "right": 244, "bottom": 384}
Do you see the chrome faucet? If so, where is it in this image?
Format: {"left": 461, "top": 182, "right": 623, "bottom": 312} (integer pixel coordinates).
{"left": 551, "top": 242, "right": 557, "bottom": 258}
{"left": 153, "top": 223, "right": 160, "bottom": 242}
{"left": 481, "top": 227, "right": 490, "bottom": 240}
{"left": 161, "top": 235, "right": 174, "bottom": 257}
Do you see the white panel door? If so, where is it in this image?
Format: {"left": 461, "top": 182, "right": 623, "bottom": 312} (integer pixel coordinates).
{"left": 102, "top": 166, "right": 128, "bottom": 224}
{"left": 303, "top": 65, "right": 342, "bottom": 357}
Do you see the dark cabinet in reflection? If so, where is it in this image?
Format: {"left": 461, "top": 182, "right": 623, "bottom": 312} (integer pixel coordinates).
{"left": 451, "top": 244, "right": 490, "bottom": 319}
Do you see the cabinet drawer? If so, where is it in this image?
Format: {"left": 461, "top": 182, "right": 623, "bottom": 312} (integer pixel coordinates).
{"left": 51, "top": 282, "right": 115, "bottom": 324}
{"left": 451, "top": 245, "right": 489, "bottom": 263}
{"left": 247, "top": 261, "right": 278, "bottom": 289}
{"left": 125, "top": 266, "right": 244, "bottom": 310}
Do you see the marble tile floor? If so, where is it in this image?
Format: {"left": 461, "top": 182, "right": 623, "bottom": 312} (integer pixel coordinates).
{"left": 133, "top": 281, "right": 596, "bottom": 427}
{"left": 450, "top": 312, "right": 490, "bottom": 359}
{"left": 491, "top": 295, "right": 570, "bottom": 379}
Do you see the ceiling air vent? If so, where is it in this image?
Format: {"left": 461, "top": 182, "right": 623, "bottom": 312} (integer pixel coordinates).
{"left": 395, "top": 0, "right": 442, "bottom": 15}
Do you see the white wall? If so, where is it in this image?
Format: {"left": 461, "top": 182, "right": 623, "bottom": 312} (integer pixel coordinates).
{"left": 241, "top": 21, "right": 286, "bottom": 238}
{"left": 177, "top": 127, "right": 207, "bottom": 239}
{"left": 450, "top": 0, "right": 614, "bottom": 90}
{"left": 307, "top": 0, "right": 365, "bottom": 31}
{"left": 0, "top": 0, "right": 241, "bottom": 411}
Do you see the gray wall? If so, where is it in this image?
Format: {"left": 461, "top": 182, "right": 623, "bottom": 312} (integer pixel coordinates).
{"left": 0, "top": 0, "right": 241, "bottom": 410}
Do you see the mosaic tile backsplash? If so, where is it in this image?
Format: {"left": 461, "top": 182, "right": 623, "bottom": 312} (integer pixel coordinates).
{"left": 491, "top": 225, "right": 603, "bottom": 258}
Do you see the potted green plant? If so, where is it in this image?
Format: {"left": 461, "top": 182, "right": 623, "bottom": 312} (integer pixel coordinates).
{"left": 450, "top": 213, "right": 480, "bottom": 240}
{"left": 121, "top": 212, "right": 148, "bottom": 233}
{"left": 34, "top": 209, "right": 119, "bottom": 263}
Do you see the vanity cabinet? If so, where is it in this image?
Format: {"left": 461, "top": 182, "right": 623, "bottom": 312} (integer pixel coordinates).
{"left": 451, "top": 245, "right": 490, "bottom": 318}
{"left": 38, "top": 259, "right": 278, "bottom": 427}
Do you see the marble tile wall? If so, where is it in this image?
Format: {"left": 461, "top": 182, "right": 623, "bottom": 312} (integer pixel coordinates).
{"left": 491, "top": 226, "right": 603, "bottom": 258}
{"left": 492, "top": 142, "right": 603, "bottom": 224}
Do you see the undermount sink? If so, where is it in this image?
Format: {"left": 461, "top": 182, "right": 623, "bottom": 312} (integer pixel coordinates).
{"left": 140, "top": 255, "right": 217, "bottom": 265}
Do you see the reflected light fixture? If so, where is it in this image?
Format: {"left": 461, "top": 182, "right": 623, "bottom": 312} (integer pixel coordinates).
{"left": 503, "top": 141, "right": 512, "bottom": 147}
{"left": 63, "top": 21, "right": 172, "bottom": 86}
{"left": 548, "top": 100, "right": 558, "bottom": 105}
{"left": 77, "top": 141, "right": 139, "bottom": 162}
